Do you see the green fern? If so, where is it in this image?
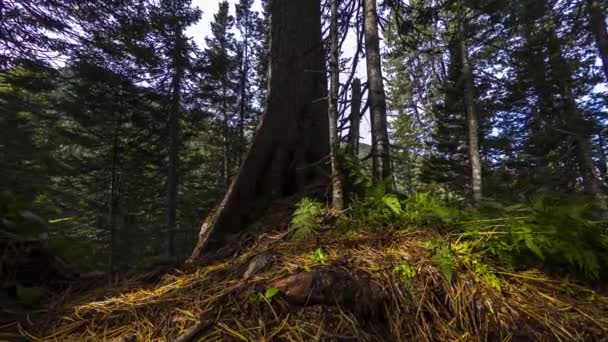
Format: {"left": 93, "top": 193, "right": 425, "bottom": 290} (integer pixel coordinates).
{"left": 289, "top": 198, "right": 323, "bottom": 240}
{"left": 428, "top": 241, "right": 456, "bottom": 284}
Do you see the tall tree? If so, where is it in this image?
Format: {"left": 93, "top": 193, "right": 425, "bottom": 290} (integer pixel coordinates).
{"left": 235, "top": 0, "right": 262, "bottom": 163}
{"left": 363, "top": 0, "right": 392, "bottom": 186}
{"left": 329, "top": 0, "right": 344, "bottom": 209}
{"left": 544, "top": 8, "right": 605, "bottom": 206}
{"left": 457, "top": 15, "right": 483, "bottom": 204}
{"left": 586, "top": 0, "right": 608, "bottom": 81}
{"left": 190, "top": 0, "right": 329, "bottom": 260}
{"left": 151, "top": 0, "right": 201, "bottom": 260}
{"left": 198, "top": 1, "right": 238, "bottom": 189}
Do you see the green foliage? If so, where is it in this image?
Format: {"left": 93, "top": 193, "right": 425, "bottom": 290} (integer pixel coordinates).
{"left": 341, "top": 152, "right": 373, "bottom": 195}
{"left": 393, "top": 260, "right": 417, "bottom": 282}
{"left": 289, "top": 198, "right": 323, "bottom": 240}
{"left": 401, "top": 191, "right": 461, "bottom": 227}
{"left": 462, "top": 195, "right": 608, "bottom": 280}
{"left": 470, "top": 259, "right": 501, "bottom": 291}
{"left": 310, "top": 248, "right": 328, "bottom": 265}
{"left": 264, "top": 287, "right": 279, "bottom": 300}
{"left": 428, "top": 240, "right": 456, "bottom": 284}
{"left": 249, "top": 287, "right": 279, "bottom": 304}
{"left": 349, "top": 184, "right": 403, "bottom": 227}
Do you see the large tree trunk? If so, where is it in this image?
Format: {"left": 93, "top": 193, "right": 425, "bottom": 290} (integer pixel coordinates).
{"left": 347, "top": 78, "right": 362, "bottom": 156}
{"left": 587, "top": 0, "right": 608, "bottom": 81}
{"left": 458, "top": 24, "right": 483, "bottom": 204}
{"left": 329, "top": 0, "right": 344, "bottom": 210}
{"left": 363, "top": 0, "right": 392, "bottom": 186}
{"left": 189, "top": 0, "right": 329, "bottom": 261}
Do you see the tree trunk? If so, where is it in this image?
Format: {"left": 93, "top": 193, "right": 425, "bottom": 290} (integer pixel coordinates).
{"left": 238, "top": 19, "right": 249, "bottom": 166}
{"left": 587, "top": 0, "right": 608, "bottom": 81}
{"left": 347, "top": 78, "right": 362, "bottom": 156}
{"left": 108, "top": 124, "right": 119, "bottom": 273}
{"left": 363, "top": 0, "right": 392, "bottom": 186}
{"left": 329, "top": 0, "right": 344, "bottom": 210}
{"left": 222, "top": 86, "right": 230, "bottom": 190}
{"left": 167, "top": 28, "right": 185, "bottom": 261}
{"left": 189, "top": 0, "right": 329, "bottom": 261}
{"left": 459, "top": 24, "right": 483, "bottom": 204}
{"left": 543, "top": 7, "right": 606, "bottom": 207}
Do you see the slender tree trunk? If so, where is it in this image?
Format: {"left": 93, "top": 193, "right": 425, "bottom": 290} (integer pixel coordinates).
{"left": 167, "top": 28, "right": 185, "bottom": 261}
{"left": 222, "top": 85, "right": 230, "bottom": 190}
{"left": 587, "top": 0, "right": 608, "bottom": 81}
{"left": 190, "top": 0, "right": 329, "bottom": 261}
{"left": 459, "top": 23, "right": 483, "bottom": 204}
{"left": 238, "top": 19, "right": 249, "bottom": 166}
{"left": 347, "top": 78, "right": 362, "bottom": 156}
{"left": 329, "top": 0, "right": 344, "bottom": 209}
{"left": 543, "top": 8, "right": 606, "bottom": 207}
{"left": 108, "top": 124, "right": 119, "bottom": 273}
{"left": 363, "top": 0, "right": 392, "bottom": 186}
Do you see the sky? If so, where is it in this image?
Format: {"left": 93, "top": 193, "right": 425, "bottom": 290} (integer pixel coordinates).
{"left": 187, "top": 0, "right": 262, "bottom": 49}
{"left": 186, "top": 0, "right": 374, "bottom": 144}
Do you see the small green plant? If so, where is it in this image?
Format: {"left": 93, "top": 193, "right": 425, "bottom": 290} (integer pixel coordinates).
{"left": 428, "top": 240, "right": 457, "bottom": 284}
{"left": 264, "top": 287, "right": 279, "bottom": 300}
{"left": 393, "top": 260, "right": 417, "bottom": 282}
{"left": 471, "top": 259, "right": 501, "bottom": 291}
{"left": 311, "top": 248, "right": 328, "bottom": 265}
{"left": 249, "top": 287, "right": 280, "bottom": 304}
{"left": 289, "top": 197, "right": 323, "bottom": 240}
{"left": 350, "top": 184, "right": 403, "bottom": 227}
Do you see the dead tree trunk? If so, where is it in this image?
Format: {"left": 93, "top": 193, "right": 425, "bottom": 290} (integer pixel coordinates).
{"left": 347, "top": 78, "right": 362, "bottom": 156}
{"left": 587, "top": 0, "right": 608, "bottom": 81}
{"left": 189, "top": 0, "right": 329, "bottom": 261}
{"left": 329, "top": 0, "right": 344, "bottom": 210}
{"left": 363, "top": 0, "right": 392, "bottom": 186}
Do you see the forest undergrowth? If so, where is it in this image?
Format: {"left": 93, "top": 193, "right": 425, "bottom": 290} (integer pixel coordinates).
{"left": 5, "top": 189, "right": 608, "bottom": 341}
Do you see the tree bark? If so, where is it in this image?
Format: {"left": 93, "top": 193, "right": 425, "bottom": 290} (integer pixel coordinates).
{"left": 190, "top": 0, "right": 329, "bottom": 261}
{"left": 363, "top": 0, "right": 392, "bottom": 186}
{"left": 458, "top": 23, "right": 483, "bottom": 204}
{"left": 587, "top": 0, "right": 608, "bottom": 81}
{"left": 329, "top": 0, "right": 344, "bottom": 210}
{"left": 347, "top": 78, "right": 362, "bottom": 156}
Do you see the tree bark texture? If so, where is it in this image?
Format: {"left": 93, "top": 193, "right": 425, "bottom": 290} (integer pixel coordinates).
{"left": 329, "top": 0, "right": 344, "bottom": 210}
{"left": 347, "top": 77, "right": 362, "bottom": 156}
{"left": 190, "top": 0, "right": 329, "bottom": 261}
{"left": 459, "top": 24, "right": 483, "bottom": 204}
{"left": 363, "top": 0, "right": 392, "bottom": 186}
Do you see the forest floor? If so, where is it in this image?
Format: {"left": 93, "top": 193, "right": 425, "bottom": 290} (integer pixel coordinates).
{"left": 3, "top": 199, "right": 608, "bottom": 341}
